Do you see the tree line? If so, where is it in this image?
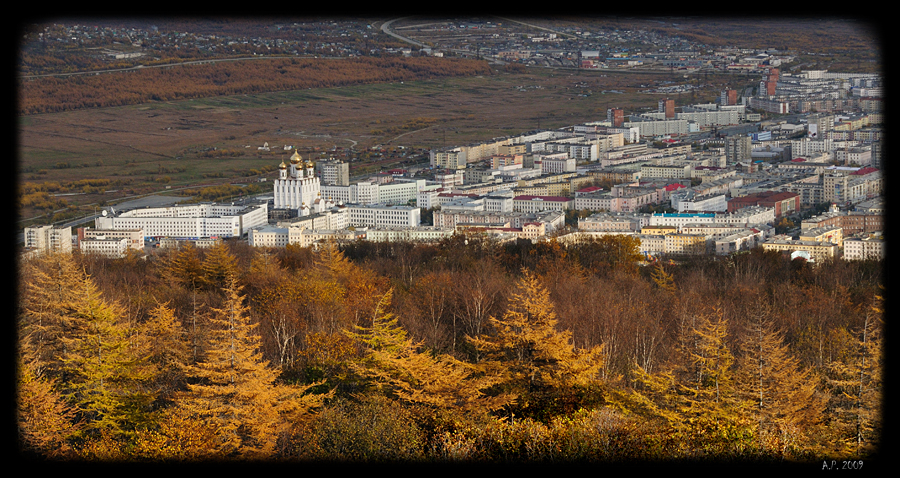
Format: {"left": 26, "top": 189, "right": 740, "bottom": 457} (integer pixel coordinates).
{"left": 18, "top": 57, "right": 493, "bottom": 115}
{"left": 17, "top": 234, "right": 884, "bottom": 463}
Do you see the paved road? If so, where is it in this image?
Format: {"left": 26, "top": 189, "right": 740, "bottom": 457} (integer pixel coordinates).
{"left": 381, "top": 18, "right": 429, "bottom": 48}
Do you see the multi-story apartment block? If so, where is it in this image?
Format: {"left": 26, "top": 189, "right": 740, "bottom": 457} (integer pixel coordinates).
{"left": 24, "top": 225, "right": 73, "bottom": 255}
{"left": 762, "top": 239, "right": 838, "bottom": 263}
{"left": 512, "top": 195, "right": 573, "bottom": 214}
{"left": 430, "top": 148, "right": 467, "bottom": 169}
{"left": 714, "top": 228, "right": 768, "bottom": 255}
{"left": 798, "top": 226, "right": 843, "bottom": 248}
{"left": 608, "top": 108, "right": 625, "bottom": 128}
{"left": 541, "top": 156, "right": 577, "bottom": 174}
{"left": 249, "top": 226, "right": 290, "bottom": 248}
{"left": 588, "top": 168, "right": 641, "bottom": 184}
{"left": 624, "top": 118, "right": 690, "bottom": 137}
{"left": 748, "top": 97, "right": 789, "bottom": 114}
{"left": 725, "top": 135, "right": 752, "bottom": 164}
{"left": 801, "top": 211, "right": 884, "bottom": 236}
{"left": 484, "top": 193, "right": 515, "bottom": 213}
{"left": 635, "top": 234, "right": 666, "bottom": 254}
{"left": 640, "top": 225, "right": 679, "bottom": 236}
{"left": 289, "top": 229, "right": 363, "bottom": 249}
{"left": 681, "top": 193, "right": 729, "bottom": 213}
{"left": 95, "top": 202, "right": 268, "bottom": 240}
{"left": 640, "top": 164, "right": 692, "bottom": 180}
{"left": 664, "top": 233, "right": 708, "bottom": 255}
{"left": 843, "top": 236, "right": 885, "bottom": 261}
{"left": 578, "top": 212, "right": 649, "bottom": 232}
{"left": 77, "top": 227, "right": 144, "bottom": 252}
{"left": 317, "top": 160, "right": 350, "bottom": 186}
{"left": 433, "top": 209, "right": 565, "bottom": 232}
{"left": 491, "top": 154, "right": 524, "bottom": 169}
{"left": 348, "top": 204, "right": 420, "bottom": 228}
{"left": 434, "top": 170, "right": 464, "bottom": 189}
{"left": 366, "top": 226, "right": 455, "bottom": 243}
{"left": 720, "top": 89, "right": 738, "bottom": 106}
{"left": 79, "top": 237, "right": 130, "bottom": 258}
{"left": 277, "top": 206, "right": 349, "bottom": 233}
{"left": 378, "top": 179, "right": 426, "bottom": 206}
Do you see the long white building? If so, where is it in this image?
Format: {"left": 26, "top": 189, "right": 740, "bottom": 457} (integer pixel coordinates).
{"left": 348, "top": 204, "right": 420, "bottom": 228}
{"left": 95, "top": 202, "right": 268, "bottom": 239}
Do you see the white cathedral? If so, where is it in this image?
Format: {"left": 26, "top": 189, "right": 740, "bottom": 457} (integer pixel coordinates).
{"left": 273, "top": 151, "right": 335, "bottom": 216}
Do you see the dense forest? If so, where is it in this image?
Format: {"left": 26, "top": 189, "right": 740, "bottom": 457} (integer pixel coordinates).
{"left": 17, "top": 234, "right": 884, "bottom": 464}
{"left": 18, "top": 57, "right": 493, "bottom": 115}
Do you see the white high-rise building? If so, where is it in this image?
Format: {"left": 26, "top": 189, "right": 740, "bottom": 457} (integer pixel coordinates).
{"left": 23, "top": 225, "right": 72, "bottom": 255}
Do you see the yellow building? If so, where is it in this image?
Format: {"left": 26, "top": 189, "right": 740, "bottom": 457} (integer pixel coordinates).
{"left": 664, "top": 233, "right": 707, "bottom": 255}
{"left": 798, "top": 226, "right": 843, "bottom": 248}
{"left": 762, "top": 239, "right": 838, "bottom": 263}
{"left": 641, "top": 225, "right": 678, "bottom": 236}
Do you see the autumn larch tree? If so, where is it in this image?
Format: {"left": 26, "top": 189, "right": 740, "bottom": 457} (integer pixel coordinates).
{"left": 17, "top": 353, "right": 81, "bottom": 459}
{"left": 824, "top": 292, "right": 883, "bottom": 458}
{"left": 140, "top": 302, "right": 192, "bottom": 403}
{"left": 18, "top": 252, "right": 88, "bottom": 380}
{"left": 735, "top": 306, "right": 826, "bottom": 458}
{"left": 23, "top": 254, "right": 158, "bottom": 445}
{"left": 179, "top": 274, "right": 324, "bottom": 459}
{"left": 346, "top": 289, "right": 509, "bottom": 416}
{"left": 671, "top": 309, "right": 754, "bottom": 456}
{"left": 468, "top": 270, "right": 606, "bottom": 420}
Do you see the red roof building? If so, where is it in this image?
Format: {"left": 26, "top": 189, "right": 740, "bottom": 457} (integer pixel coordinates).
{"left": 851, "top": 167, "right": 878, "bottom": 176}
{"left": 727, "top": 191, "right": 800, "bottom": 218}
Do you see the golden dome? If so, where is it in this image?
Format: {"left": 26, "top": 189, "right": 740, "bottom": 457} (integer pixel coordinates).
{"left": 290, "top": 151, "right": 302, "bottom": 164}
{"left": 279, "top": 160, "right": 287, "bottom": 169}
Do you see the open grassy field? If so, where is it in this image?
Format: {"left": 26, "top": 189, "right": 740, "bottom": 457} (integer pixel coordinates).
{"left": 18, "top": 65, "right": 754, "bottom": 225}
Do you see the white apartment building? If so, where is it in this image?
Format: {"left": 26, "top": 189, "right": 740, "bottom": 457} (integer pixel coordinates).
{"left": 290, "top": 229, "right": 363, "bottom": 248}
{"left": 635, "top": 233, "right": 666, "bottom": 254}
{"left": 843, "top": 236, "right": 885, "bottom": 261}
{"left": 322, "top": 179, "right": 425, "bottom": 206}
{"left": 541, "top": 157, "right": 577, "bottom": 174}
{"left": 366, "top": 226, "right": 455, "bottom": 243}
{"left": 430, "top": 149, "right": 467, "bottom": 169}
{"left": 714, "top": 228, "right": 768, "bottom": 255}
{"left": 484, "top": 193, "right": 514, "bottom": 213}
{"left": 79, "top": 237, "right": 130, "bottom": 258}
{"left": 512, "top": 196, "right": 573, "bottom": 214}
{"left": 318, "top": 160, "right": 350, "bottom": 186}
{"left": 434, "top": 209, "right": 565, "bottom": 232}
{"left": 676, "top": 110, "right": 741, "bottom": 127}
{"left": 24, "top": 225, "right": 73, "bottom": 255}
{"left": 95, "top": 202, "right": 268, "bottom": 239}
{"left": 673, "top": 193, "right": 728, "bottom": 213}
{"left": 249, "top": 226, "right": 290, "bottom": 248}
{"left": 348, "top": 204, "right": 420, "bottom": 228}
{"left": 624, "top": 119, "right": 690, "bottom": 137}
{"left": 78, "top": 227, "right": 144, "bottom": 252}
{"left": 435, "top": 170, "right": 465, "bottom": 189}
{"left": 578, "top": 212, "right": 647, "bottom": 232}
{"left": 277, "top": 206, "right": 349, "bottom": 233}
{"left": 640, "top": 164, "right": 692, "bottom": 179}
{"left": 378, "top": 179, "right": 426, "bottom": 206}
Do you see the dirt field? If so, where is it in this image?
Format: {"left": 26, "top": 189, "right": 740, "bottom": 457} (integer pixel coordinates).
{"left": 18, "top": 66, "right": 752, "bottom": 222}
